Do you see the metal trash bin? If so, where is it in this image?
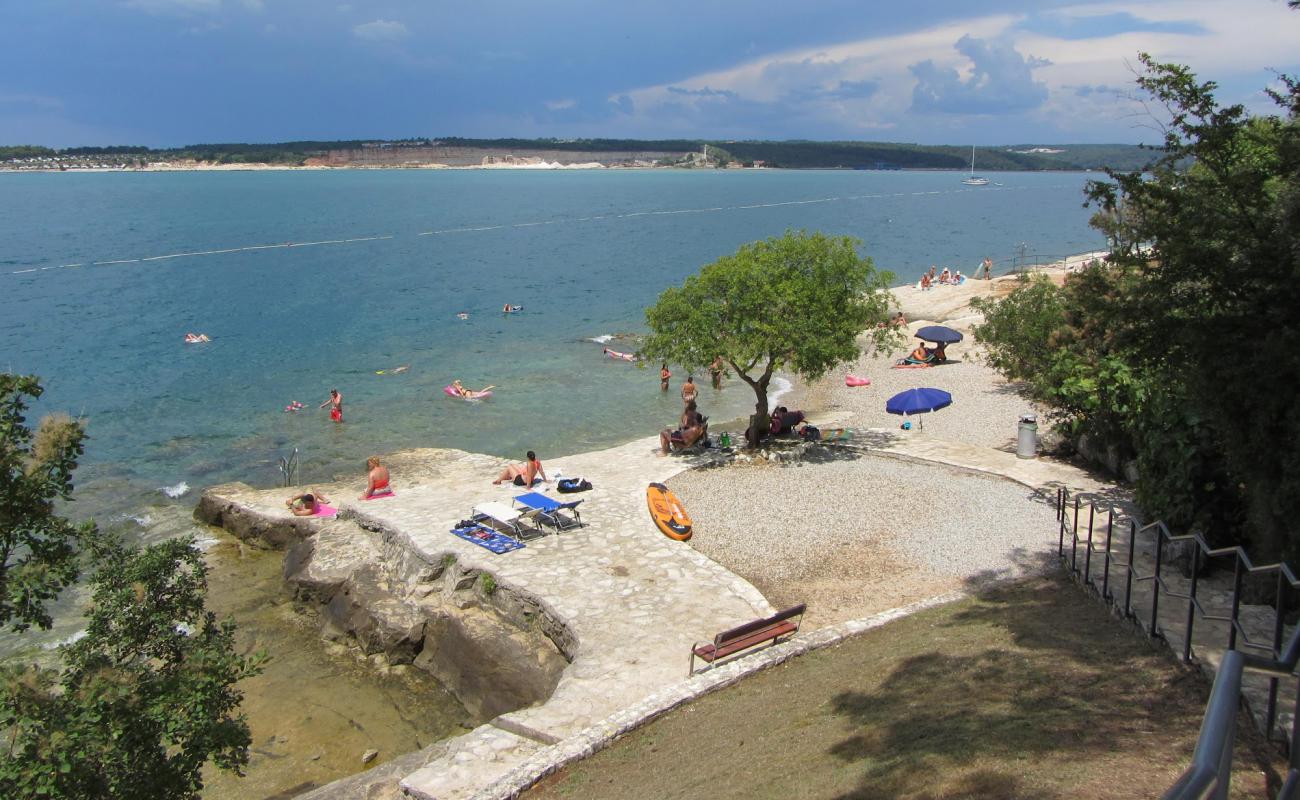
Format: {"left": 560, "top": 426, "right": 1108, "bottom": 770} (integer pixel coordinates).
{"left": 1016, "top": 414, "right": 1038, "bottom": 459}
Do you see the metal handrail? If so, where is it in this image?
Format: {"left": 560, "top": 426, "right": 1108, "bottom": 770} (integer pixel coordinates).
{"left": 278, "top": 447, "right": 298, "bottom": 487}
{"left": 1056, "top": 488, "right": 1300, "bottom": 764}
{"left": 1163, "top": 650, "right": 1244, "bottom": 800}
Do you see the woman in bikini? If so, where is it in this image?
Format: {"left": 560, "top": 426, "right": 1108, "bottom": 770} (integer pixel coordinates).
{"left": 360, "top": 456, "right": 392, "bottom": 499}
{"left": 493, "top": 450, "right": 547, "bottom": 486}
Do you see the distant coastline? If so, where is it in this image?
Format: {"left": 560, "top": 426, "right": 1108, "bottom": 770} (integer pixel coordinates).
{"left": 0, "top": 138, "right": 1156, "bottom": 173}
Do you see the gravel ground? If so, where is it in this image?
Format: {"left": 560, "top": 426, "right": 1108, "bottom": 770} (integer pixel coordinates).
{"left": 811, "top": 333, "right": 1049, "bottom": 452}
{"left": 669, "top": 452, "right": 1059, "bottom": 628}
{"left": 667, "top": 267, "right": 1082, "bottom": 629}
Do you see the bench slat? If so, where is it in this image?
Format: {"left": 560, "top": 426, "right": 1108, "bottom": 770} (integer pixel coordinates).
{"left": 692, "top": 620, "right": 798, "bottom": 662}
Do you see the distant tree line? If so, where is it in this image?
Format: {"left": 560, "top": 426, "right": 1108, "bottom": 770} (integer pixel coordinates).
{"left": 1, "top": 138, "right": 1159, "bottom": 172}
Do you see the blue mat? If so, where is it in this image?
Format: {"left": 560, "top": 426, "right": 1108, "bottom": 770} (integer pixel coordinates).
{"left": 450, "top": 525, "right": 525, "bottom": 554}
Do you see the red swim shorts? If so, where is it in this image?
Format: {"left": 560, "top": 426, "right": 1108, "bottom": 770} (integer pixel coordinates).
{"left": 330, "top": 408, "right": 342, "bottom": 423}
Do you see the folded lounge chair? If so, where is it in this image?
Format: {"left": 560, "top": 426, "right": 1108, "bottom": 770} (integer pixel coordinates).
{"left": 513, "top": 492, "right": 584, "bottom": 531}
{"left": 472, "top": 500, "right": 542, "bottom": 540}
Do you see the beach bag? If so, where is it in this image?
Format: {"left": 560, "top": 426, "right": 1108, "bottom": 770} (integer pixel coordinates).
{"left": 557, "top": 478, "right": 593, "bottom": 494}
{"left": 799, "top": 425, "right": 821, "bottom": 442}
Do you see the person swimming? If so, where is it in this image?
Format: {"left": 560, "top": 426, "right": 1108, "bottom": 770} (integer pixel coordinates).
{"left": 184, "top": 332, "right": 210, "bottom": 343}
{"left": 457, "top": 312, "right": 469, "bottom": 320}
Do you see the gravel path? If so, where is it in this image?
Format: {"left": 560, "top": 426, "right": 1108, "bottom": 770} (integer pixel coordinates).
{"left": 810, "top": 334, "right": 1049, "bottom": 452}
{"left": 668, "top": 267, "right": 1083, "bottom": 630}
{"left": 668, "top": 445, "right": 1060, "bottom": 629}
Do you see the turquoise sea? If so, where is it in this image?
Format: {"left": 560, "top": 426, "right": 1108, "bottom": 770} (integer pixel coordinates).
{"left": 1, "top": 168, "right": 1103, "bottom": 534}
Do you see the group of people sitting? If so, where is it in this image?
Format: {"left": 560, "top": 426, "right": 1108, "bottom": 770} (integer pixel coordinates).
{"left": 284, "top": 455, "right": 396, "bottom": 516}
{"left": 919, "top": 266, "right": 966, "bottom": 290}
{"left": 660, "top": 400, "right": 708, "bottom": 454}
{"left": 901, "top": 341, "right": 949, "bottom": 365}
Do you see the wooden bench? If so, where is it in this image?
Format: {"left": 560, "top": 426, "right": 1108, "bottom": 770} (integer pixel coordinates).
{"left": 689, "top": 603, "right": 806, "bottom": 675}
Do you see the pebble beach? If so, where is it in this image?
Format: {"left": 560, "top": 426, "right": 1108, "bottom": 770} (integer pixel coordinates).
{"left": 669, "top": 260, "right": 1099, "bottom": 628}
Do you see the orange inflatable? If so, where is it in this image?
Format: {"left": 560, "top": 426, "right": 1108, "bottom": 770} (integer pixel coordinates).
{"left": 646, "top": 482, "right": 692, "bottom": 541}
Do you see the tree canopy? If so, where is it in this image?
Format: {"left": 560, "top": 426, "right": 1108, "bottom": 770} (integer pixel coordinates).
{"left": 0, "top": 374, "right": 261, "bottom": 799}
{"left": 0, "top": 374, "right": 92, "bottom": 632}
{"left": 975, "top": 50, "right": 1300, "bottom": 560}
{"left": 643, "top": 230, "right": 896, "bottom": 439}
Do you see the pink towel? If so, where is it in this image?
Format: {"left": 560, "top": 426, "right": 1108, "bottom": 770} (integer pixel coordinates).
{"left": 363, "top": 491, "right": 395, "bottom": 501}
{"left": 313, "top": 503, "right": 338, "bottom": 517}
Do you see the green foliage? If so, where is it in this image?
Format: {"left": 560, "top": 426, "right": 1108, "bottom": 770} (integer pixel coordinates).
{"left": 0, "top": 374, "right": 261, "bottom": 798}
{"left": 643, "top": 230, "right": 897, "bottom": 430}
{"left": 480, "top": 573, "right": 497, "bottom": 596}
{"left": 0, "top": 536, "right": 262, "bottom": 799}
{"left": 978, "top": 49, "right": 1300, "bottom": 557}
{"left": 0, "top": 374, "right": 94, "bottom": 632}
{"left": 0, "top": 146, "right": 56, "bottom": 160}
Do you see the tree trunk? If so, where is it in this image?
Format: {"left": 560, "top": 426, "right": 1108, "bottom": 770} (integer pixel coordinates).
{"left": 745, "top": 379, "right": 771, "bottom": 448}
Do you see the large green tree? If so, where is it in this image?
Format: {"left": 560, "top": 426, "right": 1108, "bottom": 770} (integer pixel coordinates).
{"left": 0, "top": 374, "right": 261, "bottom": 799}
{"left": 976, "top": 49, "right": 1300, "bottom": 558}
{"left": 643, "top": 230, "right": 897, "bottom": 442}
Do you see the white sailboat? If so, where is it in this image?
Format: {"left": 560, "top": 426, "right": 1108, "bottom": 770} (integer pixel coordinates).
{"left": 962, "top": 146, "right": 989, "bottom": 186}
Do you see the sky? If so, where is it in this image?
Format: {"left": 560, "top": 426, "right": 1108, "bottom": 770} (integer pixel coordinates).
{"left": 2, "top": 0, "right": 1298, "bottom": 148}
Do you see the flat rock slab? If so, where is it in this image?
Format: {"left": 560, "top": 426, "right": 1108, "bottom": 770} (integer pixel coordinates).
{"left": 200, "top": 437, "right": 772, "bottom": 800}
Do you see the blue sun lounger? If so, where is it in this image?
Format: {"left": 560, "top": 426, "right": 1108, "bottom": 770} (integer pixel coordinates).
{"left": 513, "top": 492, "right": 584, "bottom": 532}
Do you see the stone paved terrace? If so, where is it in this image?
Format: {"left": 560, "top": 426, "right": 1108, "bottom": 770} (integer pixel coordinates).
{"left": 200, "top": 436, "right": 773, "bottom": 800}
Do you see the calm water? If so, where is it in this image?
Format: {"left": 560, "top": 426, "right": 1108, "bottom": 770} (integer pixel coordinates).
{"left": 1, "top": 167, "right": 1103, "bottom": 796}
{"left": 0, "top": 168, "right": 1103, "bottom": 633}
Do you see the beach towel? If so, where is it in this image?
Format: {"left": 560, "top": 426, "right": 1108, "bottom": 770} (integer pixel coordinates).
{"left": 891, "top": 361, "right": 932, "bottom": 370}
{"left": 363, "top": 491, "right": 395, "bottom": 501}
{"left": 450, "top": 524, "right": 525, "bottom": 554}
{"left": 313, "top": 504, "right": 338, "bottom": 517}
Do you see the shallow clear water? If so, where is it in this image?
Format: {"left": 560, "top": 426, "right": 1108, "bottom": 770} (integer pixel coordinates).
{"left": 1, "top": 169, "right": 1102, "bottom": 502}
{"left": 0, "top": 167, "right": 1105, "bottom": 791}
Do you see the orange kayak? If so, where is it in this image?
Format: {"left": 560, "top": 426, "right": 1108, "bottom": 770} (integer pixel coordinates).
{"left": 646, "top": 482, "right": 692, "bottom": 541}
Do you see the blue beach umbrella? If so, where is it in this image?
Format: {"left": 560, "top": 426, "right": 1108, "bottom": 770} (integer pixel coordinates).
{"left": 915, "top": 325, "right": 963, "bottom": 344}
{"left": 886, "top": 387, "right": 953, "bottom": 430}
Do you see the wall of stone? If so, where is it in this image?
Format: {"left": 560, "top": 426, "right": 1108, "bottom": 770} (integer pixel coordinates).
{"left": 196, "top": 487, "right": 572, "bottom": 723}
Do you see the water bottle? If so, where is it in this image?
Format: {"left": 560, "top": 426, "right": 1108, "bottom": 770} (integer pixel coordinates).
{"left": 720, "top": 431, "right": 731, "bottom": 448}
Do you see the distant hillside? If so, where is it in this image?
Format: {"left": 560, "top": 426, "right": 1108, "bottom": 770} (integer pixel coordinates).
{"left": 2, "top": 138, "right": 1160, "bottom": 172}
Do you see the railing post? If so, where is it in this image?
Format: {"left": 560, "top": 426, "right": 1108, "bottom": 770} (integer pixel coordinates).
{"left": 1125, "top": 520, "right": 1137, "bottom": 618}
{"left": 1058, "top": 497, "right": 1067, "bottom": 557}
{"left": 1292, "top": 676, "right": 1300, "bottom": 771}
{"left": 1071, "top": 500, "right": 1081, "bottom": 574}
{"left": 1268, "top": 572, "right": 1288, "bottom": 743}
{"left": 1228, "top": 557, "right": 1244, "bottom": 651}
{"left": 1084, "top": 505, "right": 1096, "bottom": 586}
{"left": 1184, "top": 546, "right": 1200, "bottom": 663}
{"left": 1151, "top": 528, "right": 1165, "bottom": 639}
{"left": 1102, "top": 509, "right": 1114, "bottom": 601}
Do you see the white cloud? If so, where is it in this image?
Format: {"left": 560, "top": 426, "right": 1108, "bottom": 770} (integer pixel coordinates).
{"left": 545, "top": 98, "right": 577, "bottom": 111}
{"left": 352, "top": 19, "right": 409, "bottom": 43}
{"left": 608, "top": 1, "right": 1300, "bottom": 140}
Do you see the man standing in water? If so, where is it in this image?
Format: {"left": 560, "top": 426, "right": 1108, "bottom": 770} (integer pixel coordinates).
{"left": 320, "top": 388, "right": 343, "bottom": 423}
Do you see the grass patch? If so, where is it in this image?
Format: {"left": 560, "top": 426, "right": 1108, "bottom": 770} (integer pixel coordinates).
{"left": 526, "top": 572, "right": 1281, "bottom": 800}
